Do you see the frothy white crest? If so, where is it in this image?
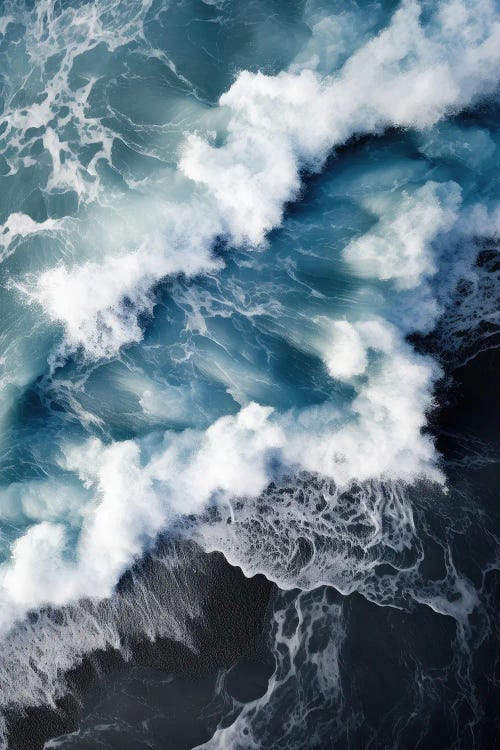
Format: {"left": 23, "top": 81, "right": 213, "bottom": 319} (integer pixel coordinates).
{"left": 180, "top": 70, "right": 327, "bottom": 246}
{"left": 180, "top": 0, "right": 499, "bottom": 246}
{"left": 0, "top": 314, "right": 442, "bottom": 632}
{"left": 323, "top": 320, "right": 368, "bottom": 380}
{"left": 286, "top": 320, "right": 441, "bottom": 485}
{"left": 1, "top": 0, "right": 494, "bottom": 627}
{"left": 25, "top": 202, "right": 223, "bottom": 359}
{"left": 343, "top": 182, "right": 462, "bottom": 289}
{"left": 0, "top": 403, "right": 281, "bottom": 629}
{"left": 29, "top": 0, "right": 500, "bottom": 358}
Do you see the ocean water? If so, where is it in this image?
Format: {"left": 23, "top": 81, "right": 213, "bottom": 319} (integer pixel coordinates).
{"left": 0, "top": 0, "right": 499, "bottom": 747}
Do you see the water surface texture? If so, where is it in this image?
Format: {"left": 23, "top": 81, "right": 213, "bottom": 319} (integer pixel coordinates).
{"left": 0, "top": 1, "right": 499, "bottom": 748}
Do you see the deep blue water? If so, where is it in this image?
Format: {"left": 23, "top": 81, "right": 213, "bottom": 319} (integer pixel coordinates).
{"left": 0, "top": 0, "right": 499, "bottom": 748}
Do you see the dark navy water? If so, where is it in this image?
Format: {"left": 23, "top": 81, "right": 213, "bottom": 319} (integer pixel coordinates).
{"left": 0, "top": 0, "right": 498, "bottom": 748}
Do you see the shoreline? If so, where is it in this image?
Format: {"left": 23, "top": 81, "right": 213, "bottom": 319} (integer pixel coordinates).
{"left": 4, "top": 342, "right": 499, "bottom": 750}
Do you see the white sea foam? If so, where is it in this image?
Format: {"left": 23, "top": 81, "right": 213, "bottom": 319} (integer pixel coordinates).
{"left": 342, "top": 181, "right": 462, "bottom": 290}
{"left": 19, "top": 200, "right": 223, "bottom": 360}
{"left": 0, "top": 317, "right": 442, "bottom": 633}
{"left": 196, "top": 589, "right": 347, "bottom": 750}
{"left": 1, "top": 0, "right": 498, "bottom": 631}
{"left": 29, "top": 0, "right": 500, "bottom": 358}
{"left": 0, "top": 213, "right": 62, "bottom": 261}
{"left": 180, "top": 0, "right": 499, "bottom": 241}
{"left": 323, "top": 320, "right": 368, "bottom": 379}
{"left": 0, "top": 1, "right": 498, "bottom": 737}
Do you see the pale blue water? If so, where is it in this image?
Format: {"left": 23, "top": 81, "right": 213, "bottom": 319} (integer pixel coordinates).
{"left": 0, "top": 1, "right": 499, "bottom": 748}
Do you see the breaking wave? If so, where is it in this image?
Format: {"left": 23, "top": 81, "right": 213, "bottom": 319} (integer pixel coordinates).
{"left": 0, "top": 0, "right": 498, "bottom": 747}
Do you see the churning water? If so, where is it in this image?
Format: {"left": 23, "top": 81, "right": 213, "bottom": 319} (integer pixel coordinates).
{"left": 0, "top": 1, "right": 498, "bottom": 747}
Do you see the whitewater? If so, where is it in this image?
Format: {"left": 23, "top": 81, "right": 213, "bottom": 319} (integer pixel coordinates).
{"left": 0, "top": 0, "right": 498, "bottom": 747}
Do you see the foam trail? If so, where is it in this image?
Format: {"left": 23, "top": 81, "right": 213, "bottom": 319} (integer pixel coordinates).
{"left": 195, "top": 589, "right": 347, "bottom": 750}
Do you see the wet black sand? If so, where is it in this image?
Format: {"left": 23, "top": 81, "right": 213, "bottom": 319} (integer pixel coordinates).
{"left": 5, "top": 549, "right": 274, "bottom": 750}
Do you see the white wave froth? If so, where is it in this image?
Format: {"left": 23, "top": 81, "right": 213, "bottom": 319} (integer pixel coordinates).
{"left": 31, "top": 0, "right": 500, "bottom": 359}
{"left": 0, "top": 0, "right": 497, "bottom": 630}
{"left": 0, "top": 1, "right": 498, "bottom": 738}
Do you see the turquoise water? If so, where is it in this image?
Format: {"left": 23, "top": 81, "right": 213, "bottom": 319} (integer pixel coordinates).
{"left": 0, "top": 1, "right": 499, "bottom": 747}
